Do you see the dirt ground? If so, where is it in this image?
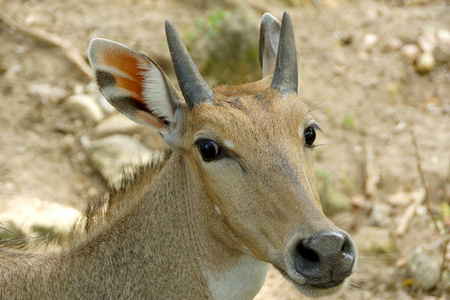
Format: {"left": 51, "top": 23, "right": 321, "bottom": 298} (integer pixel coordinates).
{"left": 0, "top": 0, "right": 449, "bottom": 299}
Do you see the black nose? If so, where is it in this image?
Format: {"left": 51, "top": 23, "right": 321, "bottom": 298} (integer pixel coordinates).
{"left": 294, "top": 231, "right": 356, "bottom": 287}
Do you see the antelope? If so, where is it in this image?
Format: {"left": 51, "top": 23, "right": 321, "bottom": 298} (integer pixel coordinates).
{"left": 0, "top": 12, "right": 356, "bottom": 299}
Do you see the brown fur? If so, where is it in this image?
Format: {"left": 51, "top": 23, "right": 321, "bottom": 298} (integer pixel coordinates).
{"left": 0, "top": 151, "right": 213, "bottom": 299}
{"left": 1, "top": 13, "right": 356, "bottom": 299}
{"left": 0, "top": 82, "right": 351, "bottom": 299}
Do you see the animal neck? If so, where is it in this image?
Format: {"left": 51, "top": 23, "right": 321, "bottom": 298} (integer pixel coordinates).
{"left": 183, "top": 157, "right": 270, "bottom": 300}
{"left": 0, "top": 152, "right": 268, "bottom": 299}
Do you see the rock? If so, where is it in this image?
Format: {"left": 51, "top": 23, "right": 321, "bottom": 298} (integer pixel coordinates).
{"left": 369, "top": 202, "right": 393, "bottom": 227}
{"left": 362, "top": 33, "right": 379, "bottom": 51}
{"left": 85, "top": 135, "right": 155, "bottom": 185}
{"left": 364, "top": 9, "right": 378, "bottom": 21}
{"left": 86, "top": 81, "right": 117, "bottom": 114}
{"left": 185, "top": 10, "right": 260, "bottom": 84}
{"left": 417, "top": 33, "right": 437, "bottom": 53}
{"left": 354, "top": 226, "right": 396, "bottom": 253}
{"left": 320, "top": 189, "right": 352, "bottom": 216}
{"left": 436, "top": 28, "right": 450, "bottom": 45}
{"left": 386, "top": 37, "right": 403, "bottom": 50}
{"left": 0, "top": 196, "right": 80, "bottom": 236}
{"left": 442, "top": 270, "right": 450, "bottom": 290}
{"left": 401, "top": 44, "right": 421, "bottom": 61}
{"left": 408, "top": 247, "right": 441, "bottom": 291}
{"left": 66, "top": 94, "right": 105, "bottom": 123}
{"left": 434, "top": 44, "right": 450, "bottom": 65}
{"left": 28, "top": 83, "right": 68, "bottom": 104}
{"left": 316, "top": 171, "right": 351, "bottom": 216}
{"left": 415, "top": 52, "right": 436, "bottom": 73}
{"left": 93, "top": 113, "right": 142, "bottom": 138}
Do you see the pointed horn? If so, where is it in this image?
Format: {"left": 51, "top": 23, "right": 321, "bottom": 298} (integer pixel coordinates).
{"left": 165, "top": 20, "right": 214, "bottom": 109}
{"left": 270, "top": 12, "right": 299, "bottom": 95}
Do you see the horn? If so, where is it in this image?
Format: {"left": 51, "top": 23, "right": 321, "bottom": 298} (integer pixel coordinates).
{"left": 165, "top": 20, "right": 214, "bottom": 109}
{"left": 270, "top": 11, "right": 299, "bottom": 95}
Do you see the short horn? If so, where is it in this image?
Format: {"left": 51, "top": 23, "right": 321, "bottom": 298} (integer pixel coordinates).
{"left": 165, "top": 20, "right": 214, "bottom": 109}
{"left": 270, "top": 11, "right": 299, "bottom": 95}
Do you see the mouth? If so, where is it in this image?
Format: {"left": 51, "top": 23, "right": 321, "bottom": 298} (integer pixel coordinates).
{"left": 275, "top": 266, "right": 347, "bottom": 298}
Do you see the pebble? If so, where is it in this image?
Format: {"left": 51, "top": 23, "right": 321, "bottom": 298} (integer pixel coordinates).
{"left": 369, "top": 202, "right": 393, "bottom": 227}
{"left": 28, "top": 84, "right": 68, "bottom": 104}
{"left": 320, "top": 189, "right": 352, "bottom": 216}
{"left": 66, "top": 94, "right": 105, "bottom": 123}
{"left": 434, "top": 44, "right": 450, "bottom": 65}
{"left": 401, "top": 44, "right": 421, "bottom": 61}
{"left": 93, "top": 113, "right": 142, "bottom": 138}
{"left": 436, "top": 28, "right": 450, "bottom": 45}
{"left": 354, "top": 226, "right": 396, "bottom": 253}
{"left": 362, "top": 33, "right": 379, "bottom": 51}
{"left": 415, "top": 52, "right": 436, "bottom": 73}
{"left": 86, "top": 81, "right": 116, "bottom": 114}
{"left": 408, "top": 247, "right": 441, "bottom": 291}
{"left": 386, "top": 37, "right": 403, "bottom": 50}
{"left": 442, "top": 270, "right": 450, "bottom": 290}
{"left": 417, "top": 33, "right": 437, "bottom": 53}
{"left": 84, "top": 135, "right": 154, "bottom": 185}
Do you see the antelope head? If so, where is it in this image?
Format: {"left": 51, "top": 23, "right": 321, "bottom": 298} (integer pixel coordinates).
{"left": 88, "top": 11, "right": 357, "bottom": 298}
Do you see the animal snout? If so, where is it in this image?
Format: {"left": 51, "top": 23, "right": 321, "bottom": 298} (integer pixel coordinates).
{"left": 293, "top": 231, "right": 356, "bottom": 288}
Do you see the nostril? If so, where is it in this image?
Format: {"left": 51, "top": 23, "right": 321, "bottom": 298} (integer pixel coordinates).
{"left": 294, "top": 240, "right": 322, "bottom": 278}
{"left": 292, "top": 231, "right": 357, "bottom": 284}
{"left": 296, "top": 242, "right": 319, "bottom": 263}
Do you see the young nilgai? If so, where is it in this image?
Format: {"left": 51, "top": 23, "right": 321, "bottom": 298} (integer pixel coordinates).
{"left": 0, "top": 12, "right": 356, "bottom": 299}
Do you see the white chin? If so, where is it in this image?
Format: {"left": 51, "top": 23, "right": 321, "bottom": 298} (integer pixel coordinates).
{"left": 293, "top": 281, "right": 345, "bottom": 298}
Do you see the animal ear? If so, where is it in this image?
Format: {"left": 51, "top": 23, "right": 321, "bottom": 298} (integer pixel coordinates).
{"left": 88, "top": 38, "right": 182, "bottom": 135}
{"left": 259, "top": 13, "right": 281, "bottom": 78}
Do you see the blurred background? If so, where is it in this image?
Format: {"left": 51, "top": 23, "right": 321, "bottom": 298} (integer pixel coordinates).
{"left": 0, "top": 0, "right": 449, "bottom": 299}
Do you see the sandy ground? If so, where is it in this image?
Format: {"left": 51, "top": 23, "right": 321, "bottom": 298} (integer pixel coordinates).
{"left": 0, "top": 0, "right": 449, "bottom": 299}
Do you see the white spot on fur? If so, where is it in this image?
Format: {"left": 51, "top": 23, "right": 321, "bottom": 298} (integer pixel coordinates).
{"left": 223, "top": 139, "right": 235, "bottom": 149}
{"left": 214, "top": 204, "right": 221, "bottom": 215}
{"left": 203, "top": 255, "right": 269, "bottom": 300}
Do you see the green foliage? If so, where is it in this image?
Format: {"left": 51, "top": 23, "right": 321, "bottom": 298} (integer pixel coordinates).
{"left": 31, "top": 225, "right": 61, "bottom": 244}
{"left": 316, "top": 170, "right": 351, "bottom": 216}
{"left": 441, "top": 202, "right": 450, "bottom": 218}
{"left": 316, "top": 170, "right": 332, "bottom": 185}
{"left": 342, "top": 114, "right": 356, "bottom": 131}
{"left": 0, "top": 221, "right": 25, "bottom": 241}
{"left": 184, "top": 9, "right": 260, "bottom": 85}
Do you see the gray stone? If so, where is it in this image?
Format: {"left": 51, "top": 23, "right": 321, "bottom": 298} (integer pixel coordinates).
{"left": 442, "top": 270, "right": 450, "bottom": 290}
{"left": 93, "top": 113, "right": 142, "bottom": 138}
{"left": 85, "top": 135, "right": 155, "bottom": 185}
{"left": 320, "top": 189, "right": 352, "bottom": 216}
{"left": 354, "top": 226, "right": 396, "bottom": 254}
{"left": 316, "top": 171, "right": 352, "bottom": 216}
{"left": 66, "top": 94, "right": 105, "bottom": 123}
{"left": 408, "top": 247, "right": 441, "bottom": 291}
{"left": 369, "top": 202, "right": 393, "bottom": 227}
{"left": 28, "top": 83, "right": 68, "bottom": 104}
{"left": 434, "top": 44, "right": 450, "bottom": 65}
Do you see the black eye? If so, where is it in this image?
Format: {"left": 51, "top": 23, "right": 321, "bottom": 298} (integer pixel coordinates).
{"left": 198, "top": 140, "right": 223, "bottom": 162}
{"left": 304, "top": 126, "right": 316, "bottom": 146}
